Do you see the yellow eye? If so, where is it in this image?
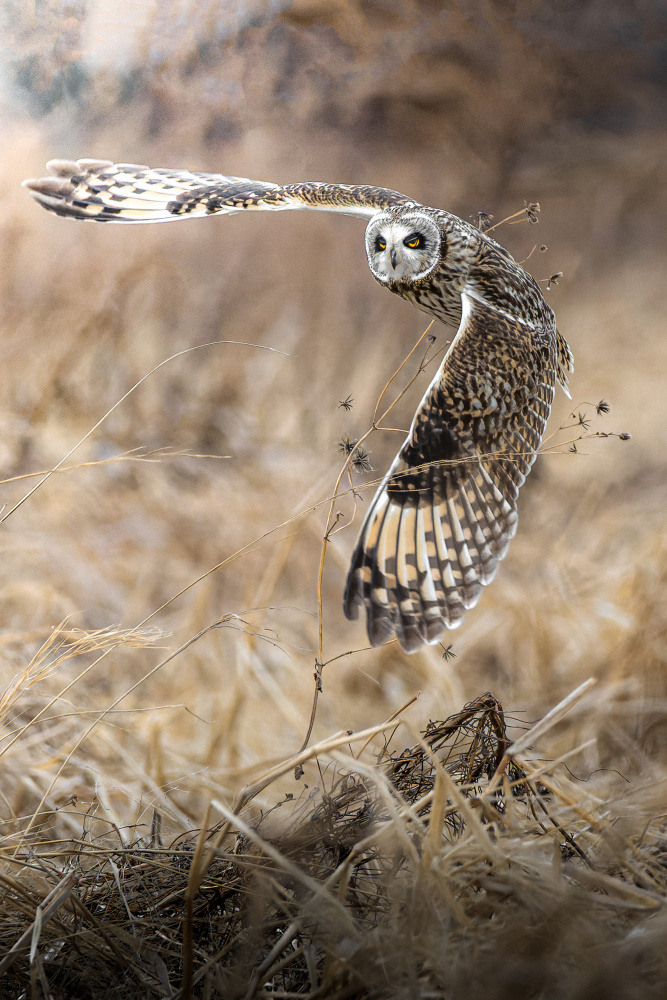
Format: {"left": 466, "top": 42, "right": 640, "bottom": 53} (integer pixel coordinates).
{"left": 404, "top": 234, "right": 422, "bottom": 249}
{"left": 375, "top": 236, "right": 386, "bottom": 252}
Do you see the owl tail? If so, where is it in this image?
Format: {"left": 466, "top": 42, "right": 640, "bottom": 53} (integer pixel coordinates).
{"left": 343, "top": 459, "right": 519, "bottom": 653}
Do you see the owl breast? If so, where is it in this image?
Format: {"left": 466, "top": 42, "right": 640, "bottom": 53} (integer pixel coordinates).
{"left": 392, "top": 272, "right": 465, "bottom": 329}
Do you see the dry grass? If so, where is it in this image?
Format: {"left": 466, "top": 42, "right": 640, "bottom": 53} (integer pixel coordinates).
{"left": 4, "top": 683, "right": 667, "bottom": 1000}
{"left": 1, "top": 1, "right": 667, "bottom": 996}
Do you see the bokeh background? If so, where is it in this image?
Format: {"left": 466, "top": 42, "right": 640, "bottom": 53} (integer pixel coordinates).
{"left": 0, "top": 0, "right": 666, "bottom": 836}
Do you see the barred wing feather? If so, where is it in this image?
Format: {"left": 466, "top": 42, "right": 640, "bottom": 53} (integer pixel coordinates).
{"left": 22, "top": 159, "right": 412, "bottom": 223}
{"left": 344, "top": 291, "right": 557, "bottom": 652}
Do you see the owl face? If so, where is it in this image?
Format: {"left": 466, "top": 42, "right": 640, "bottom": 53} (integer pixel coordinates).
{"left": 365, "top": 211, "right": 441, "bottom": 285}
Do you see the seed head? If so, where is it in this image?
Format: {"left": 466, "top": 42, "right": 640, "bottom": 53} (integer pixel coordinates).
{"left": 524, "top": 201, "right": 540, "bottom": 224}
{"left": 338, "top": 433, "right": 357, "bottom": 455}
{"left": 352, "top": 446, "right": 374, "bottom": 474}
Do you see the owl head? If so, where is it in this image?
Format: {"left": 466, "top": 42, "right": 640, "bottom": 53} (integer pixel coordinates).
{"left": 365, "top": 210, "right": 442, "bottom": 285}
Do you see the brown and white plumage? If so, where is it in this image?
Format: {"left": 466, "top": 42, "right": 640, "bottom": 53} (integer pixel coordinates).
{"left": 23, "top": 158, "right": 574, "bottom": 653}
{"left": 344, "top": 292, "right": 559, "bottom": 650}
{"left": 22, "top": 159, "right": 411, "bottom": 222}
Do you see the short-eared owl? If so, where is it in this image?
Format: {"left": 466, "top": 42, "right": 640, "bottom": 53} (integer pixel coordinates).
{"left": 24, "top": 160, "right": 574, "bottom": 653}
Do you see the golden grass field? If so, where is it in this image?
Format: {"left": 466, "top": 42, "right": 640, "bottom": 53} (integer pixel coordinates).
{"left": 0, "top": 1, "right": 666, "bottom": 996}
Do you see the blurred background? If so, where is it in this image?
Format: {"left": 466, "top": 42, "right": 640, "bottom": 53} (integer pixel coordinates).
{"left": 0, "top": 0, "right": 665, "bottom": 835}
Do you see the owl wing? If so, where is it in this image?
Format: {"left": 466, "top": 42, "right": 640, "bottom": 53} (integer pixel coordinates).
{"left": 344, "top": 290, "right": 559, "bottom": 653}
{"left": 22, "top": 159, "right": 413, "bottom": 223}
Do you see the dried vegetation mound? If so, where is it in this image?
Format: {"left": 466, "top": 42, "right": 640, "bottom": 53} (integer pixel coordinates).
{"left": 2, "top": 686, "right": 667, "bottom": 1000}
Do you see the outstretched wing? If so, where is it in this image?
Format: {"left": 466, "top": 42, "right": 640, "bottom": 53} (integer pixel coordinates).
{"left": 344, "top": 290, "right": 558, "bottom": 653}
{"left": 23, "top": 159, "right": 413, "bottom": 223}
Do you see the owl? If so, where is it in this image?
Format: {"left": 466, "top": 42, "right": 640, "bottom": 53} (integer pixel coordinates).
{"left": 24, "top": 159, "right": 574, "bottom": 653}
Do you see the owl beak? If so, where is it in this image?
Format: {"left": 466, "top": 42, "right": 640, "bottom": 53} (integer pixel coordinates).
{"left": 390, "top": 247, "right": 398, "bottom": 269}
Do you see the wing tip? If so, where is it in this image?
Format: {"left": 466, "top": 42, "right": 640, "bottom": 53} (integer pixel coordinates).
{"left": 45, "top": 159, "right": 79, "bottom": 177}
{"left": 343, "top": 587, "right": 362, "bottom": 622}
{"left": 24, "top": 158, "right": 114, "bottom": 199}
{"left": 46, "top": 157, "right": 115, "bottom": 176}
{"left": 344, "top": 467, "right": 522, "bottom": 650}
{"left": 22, "top": 176, "right": 82, "bottom": 218}
{"left": 23, "top": 176, "right": 71, "bottom": 194}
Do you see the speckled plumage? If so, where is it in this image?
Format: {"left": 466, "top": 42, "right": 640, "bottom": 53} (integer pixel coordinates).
{"left": 23, "top": 159, "right": 574, "bottom": 653}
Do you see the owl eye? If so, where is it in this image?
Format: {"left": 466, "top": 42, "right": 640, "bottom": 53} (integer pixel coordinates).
{"left": 375, "top": 235, "right": 387, "bottom": 252}
{"left": 404, "top": 234, "right": 422, "bottom": 249}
